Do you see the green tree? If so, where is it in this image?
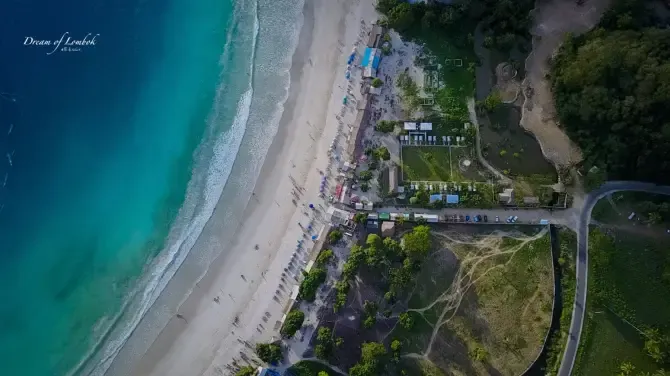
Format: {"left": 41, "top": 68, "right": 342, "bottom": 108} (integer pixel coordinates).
{"left": 375, "top": 0, "right": 400, "bottom": 14}
{"left": 483, "top": 91, "right": 502, "bottom": 111}
{"left": 387, "top": 3, "right": 414, "bottom": 31}
{"left": 399, "top": 312, "right": 414, "bottom": 329}
{"left": 328, "top": 230, "right": 343, "bottom": 244}
{"left": 644, "top": 328, "right": 669, "bottom": 363}
{"left": 375, "top": 120, "right": 395, "bottom": 133}
{"left": 552, "top": 23, "right": 670, "bottom": 185}
{"left": 315, "top": 327, "right": 334, "bottom": 359}
{"left": 280, "top": 309, "right": 305, "bottom": 338}
{"left": 298, "top": 267, "right": 327, "bottom": 301}
{"left": 316, "top": 249, "right": 334, "bottom": 266}
{"left": 618, "top": 361, "right": 635, "bottom": 376}
{"left": 409, "top": 196, "right": 419, "bottom": 205}
{"left": 353, "top": 213, "right": 368, "bottom": 224}
{"left": 402, "top": 225, "right": 431, "bottom": 260}
{"left": 375, "top": 146, "right": 391, "bottom": 161}
{"left": 371, "top": 78, "right": 384, "bottom": 88}
{"left": 318, "top": 372, "right": 329, "bottom": 376}
{"left": 359, "top": 170, "right": 373, "bottom": 181}
{"left": 255, "top": 342, "right": 282, "bottom": 363}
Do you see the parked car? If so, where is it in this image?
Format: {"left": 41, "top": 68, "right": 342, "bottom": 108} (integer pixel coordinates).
{"left": 473, "top": 215, "right": 479, "bottom": 223}
{"left": 476, "top": 215, "right": 482, "bottom": 222}
{"left": 465, "top": 215, "right": 470, "bottom": 222}
{"left": 512, "top": 216, "right": 518, "bottom": 222}
{"left": 495, "top": 216, "right": 499, "bottom": 223}
{"left": 506, "top": 216, "right": 513, "bottom": 223}
{"left": 483, "top": 215, "right": 488, "bottom": 222}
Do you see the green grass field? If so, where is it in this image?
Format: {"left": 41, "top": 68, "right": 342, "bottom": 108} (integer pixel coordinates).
{"left": 401, "top": 146, "right": 454, "bottom": 182}
{"left": 573, "top": 228, "right": 670, "bottom": 375}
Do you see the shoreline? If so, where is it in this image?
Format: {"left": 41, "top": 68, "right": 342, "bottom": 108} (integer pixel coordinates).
{"left": 122, "top": 0, "right": 376, "bottom": 375}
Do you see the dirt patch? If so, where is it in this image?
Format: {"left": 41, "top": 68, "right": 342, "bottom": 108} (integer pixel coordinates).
{"left": 520, "top": 0, "right": 611, "bottom": 168}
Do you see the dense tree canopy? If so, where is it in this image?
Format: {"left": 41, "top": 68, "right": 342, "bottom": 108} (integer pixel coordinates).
{"left": 255, "top": 342, "right": 282, "bottom": 364}
{"left": 280, "top": 309, "right": 305, "bottom": 338}
{"left": 551, "top": 3, "right": 670, "bottom": 184}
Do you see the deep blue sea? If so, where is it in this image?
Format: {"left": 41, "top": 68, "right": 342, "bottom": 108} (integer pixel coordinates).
{"left": 0, "top": 0, "right": 302, "bottom": 374}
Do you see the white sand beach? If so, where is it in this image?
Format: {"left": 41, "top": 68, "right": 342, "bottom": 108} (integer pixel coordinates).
{"left": 131, "top": 0, "right": 377, "bottom": 375}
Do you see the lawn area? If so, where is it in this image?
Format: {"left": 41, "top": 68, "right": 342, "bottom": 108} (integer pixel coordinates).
{"left": 389, "top": 226, "right": 554, "bottom": 376}
{"left": 401, "top": 146, "right": 453, "bottom": 182}
{"left": 575, "top": 310, "right": 660, "bottom": 376}
{"left": 573, "top": 228, "right": 670, "bottom": 375}
{"left": 401, "top": 145, "right": 483, "bottom": 183}
{"left": 286, "top": 360, "right": 341, "bottom": 376}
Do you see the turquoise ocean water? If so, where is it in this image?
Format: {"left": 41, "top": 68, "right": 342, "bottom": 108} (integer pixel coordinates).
{"left": 0, "top": 0, "right": 304, "bottom": 374}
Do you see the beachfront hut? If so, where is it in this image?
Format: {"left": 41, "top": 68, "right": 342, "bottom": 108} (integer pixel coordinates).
{"left": 361, "top": 47, "right": 382, "bottom": 78}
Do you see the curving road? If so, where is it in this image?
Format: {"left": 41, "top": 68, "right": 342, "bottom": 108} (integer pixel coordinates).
{"left": 557, "top": 181, "right": 670, "bottom": 376}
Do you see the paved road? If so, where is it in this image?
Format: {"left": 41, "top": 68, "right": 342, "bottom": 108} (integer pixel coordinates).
{"left": 557, "top": 181, "right": 670, "bottom": 376}
{"left": 375, "top": 205, "right": 577, "bottom": 228}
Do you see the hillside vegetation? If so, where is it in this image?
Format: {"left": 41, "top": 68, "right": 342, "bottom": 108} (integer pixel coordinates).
{"left": 551, "top": 0, "right": 670, "bottom": 184}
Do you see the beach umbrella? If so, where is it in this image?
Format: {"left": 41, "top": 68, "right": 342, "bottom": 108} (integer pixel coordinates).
{"left": 312, "top": 235, "right": 317, "bottom": 240}
{"left": 309, "top": 203, "right": 314, "bottom": 209}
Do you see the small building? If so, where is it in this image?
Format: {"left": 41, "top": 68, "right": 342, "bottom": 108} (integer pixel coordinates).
{"left": 389, "top": 166, "right": 398, "bottom": 194}
{"left": 364, "top": 202, "right": 374, "bottom": 211}
{"left": 369, "top": 86, "right": 381, "bottom": 95}
{"left": 404, "top": 122, "right": 417, "bottom": 131}
{"left": 381, "top": 221, "right": 396, "bottom": 237}
{"left": 419, "top": 122, "right": 433, "bottom": 131}
{"left": 446, "top": 194, "right": 459, "bottom": 204}
{"left": 498, "top": 188, "right": 514, "bottom": 204}
{"left": 361, "top": 47, "right": 382, "bottom": 78}
{"left": 415, "top": 213, "right": 439, "bottom": 223}
{"left": 355, "top": 202, "right": 363, "bottom": 210}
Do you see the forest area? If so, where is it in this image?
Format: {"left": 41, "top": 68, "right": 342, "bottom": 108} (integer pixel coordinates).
{"left": 375, "top": 0, "right": 535, "bottom": 51}
{"left": 551, "top": 0, "right": 670, "bottom": 185}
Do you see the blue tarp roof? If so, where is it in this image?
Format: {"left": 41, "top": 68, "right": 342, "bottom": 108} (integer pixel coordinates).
{"left": 372, "top": 55, "right": 381, "bottom": 69}
{"left": 361, "top": 48, "right": 372, "bottom": 67}
{"left": 429, "top": 194, "right": 442, "bottom": 203}
{"left": 446, "top": 194, "right": 459, "bottom": 204}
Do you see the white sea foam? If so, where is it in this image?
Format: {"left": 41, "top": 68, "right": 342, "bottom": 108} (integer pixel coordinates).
{"left": 72, "top": 2, "right": 261, "bottom": 376}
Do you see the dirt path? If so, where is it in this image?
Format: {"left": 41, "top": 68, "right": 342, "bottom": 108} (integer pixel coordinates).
{"left": 520, "top": 0, "right": 611, "bottom": 168}
{"left": 407, "top": 228, "right": 550, "bottom": 357}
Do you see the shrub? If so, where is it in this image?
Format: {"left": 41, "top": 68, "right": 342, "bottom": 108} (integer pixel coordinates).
{"left": 371, "top": 78, "right": 384, "bottom": 88}
{"left": 256, "top": 342, "right": 282, "bottom": 363}
{"left": 361, "top": 183, "right": 370, "bottom": 192}
{"left": 375, "top": 120, "right": 395, "bottom": 133}
{"left": 399, "top": 312, "right": 414, "bottom": 330}
{"left": 280, "top": 309, "right": 305, "bottom": 337}
{"left": 235, "top": 366, "right": 257, "bottom": 376}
